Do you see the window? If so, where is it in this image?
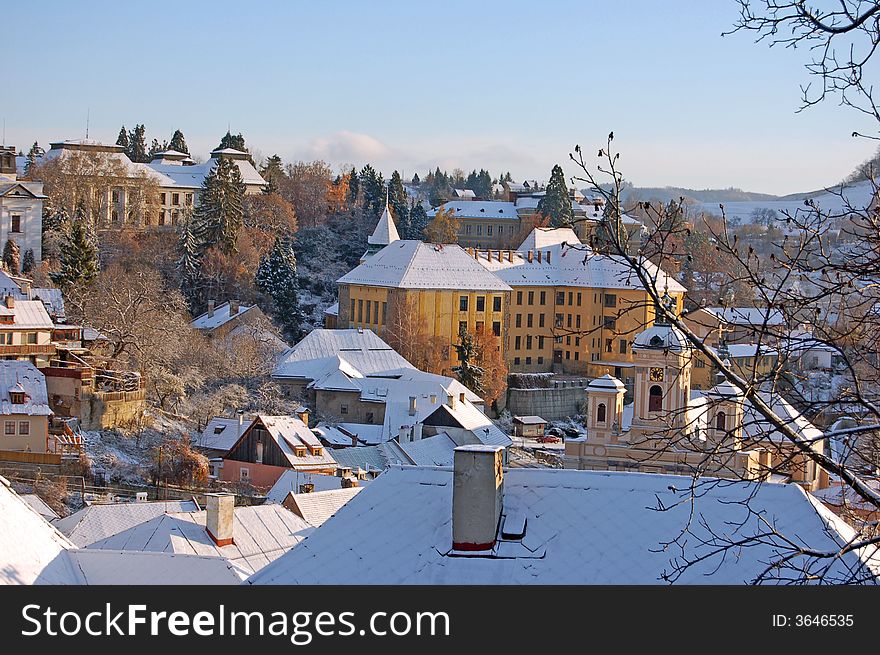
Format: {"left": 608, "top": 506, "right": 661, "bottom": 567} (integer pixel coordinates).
{"left": 577, "top": 292, "right": 582, "bottom": 306}
{"left": 498, "top": 226, "right": 503, "bottom": 235}
{"left": 476, "top": 296, "right": 485, "bottom": 312}
{"left": 527, "top": 314, "right": 533, "bottom": 328}
{"left": 515, "top": 314, "right": 522, "bottom": 328}
{"left": 597, "top": 403, "right": 607, "bottom": 424}
{"left": 538, "top": 336, "right": 545, "bottom": 349}
{"left": 493, "top": 296, "right": 501, "bottom": 312}
{"left": 18, "top": 421, "right": 29, "bottom": 437}
{"left": 0, "top": 333, "right": 11, "bottom": 345}
{"left": 576, "top": 315, "right": 581, "bottom": 329}
{"left": 112, "top": 210, "right": 119, "bottom": 223}
{"left": 619, "top": 339, "right": 628, "bottom": 354}
{"left": 382, "top": 302, "right": 387, "bottom": 323}
{"left": 492, "top": 321, "right": 501, "bottom": 337}
{"left": 603, "top": 317, "right": 617, "bottom": 331}
{"left": 565, "top": 351, "right": 570, "bottom": 360}
{"left": 476, "top": 225, "right": 482, "bottom": 235}
{"left": 294, "top": 446, "right": 307, "bottom": 457}
{"left": 172, "top": 192, "right": 180, "bottom": 206}
{"left": 240, "top": 468, "right": 250, "bottom": 482}
{"left": 4, "top": 421, "right": 14, "bottom": 435}
{"left": 514, "top": 357, "right": 521, "bottom": 365}
{"left": 112, "top": 189, "right": 120, "bottom": 202}
{"left": 310, "top": 446, "right": 323, "bottom": 456}
{"left": 459, "top": 296, "right": 468, "bottom": 311}
{"left": 695, "top": 358, "right": 705, "bottom": 368}
{"left": 604, "top": 293, "right": 617, "bottom": 307}
{"left": 539, "top": 291, "right": 546, "bottom": 305}
{"left": 487, "top": 225, "right": 493, "bottom": 236}
{"left": 567, "top": 314, "right": 572, "bottom": 328}
{"left": 539, "top": 314, "right": 545, "bottom": 328}
{"left": 26, "top": 333, "right": 36, "bottom": 345}
{"left": 556, "top": 291, "right": 565, "bottom": 305}
{"left": 537, "top": 356, "right": 544, "bottom": 364}
{"left": 568, "top": 292, "right": 573, "bottom": 305}
{"left": 186, "top": 193, "right": 194, "bottom": 205}
{"left": 255, "top": 441, "right": 264, "bottom": 464}
{"left": 465, "top": 225, "right": 472, "bottom": 234}
{"left": 475, "top": 321, "right": 484, "bottom": 333}
{"left": 526, "top": 335, "right": 533, "bottom": 350}
{"left": 649, "top": 385, "right": 663, "bottom": 412}
{"left": 605, "top": 339, "right": 613, "bottom": 353}
{"left": 527, "top": 291, "right": 534, "bottom": 305}
{"left": 516, "top": 291, "right": 523, "bottom": 305}
{"left": 715, "top": 411, "right": 726, "bottom": 431}
{"left": 555, "top": 313, "right": 563, "bottom": 327}
{"left": 574, "top": 351, "right": 579, "bottom": 360}
{"left": 365, "top": 301, "right": 372, "bottom": 324}
{"left": 159, "top": 192, "right": 167, "bottom": 205}
{"left": 566, "top": 336, "right": 571, "bottom": 346}
{"left": 575, "top": 337, "right": 580, "bottom": 346}
{"left": 11, "top": 215, "right": 21, "bottom": 233}
{"left": 357, "top": 299, "right": 363, "bottom": 323}
{"left": 340, "top": 404, "right": 349, "bottom": 415}
{"left": 9, "top": 392, "right": 24, "bottom": 405}
{"left": 515, "top": 336, "right": 521, "bottom": 350}
{"left": 458, "top": 321, "right": 467, "bottom": 335}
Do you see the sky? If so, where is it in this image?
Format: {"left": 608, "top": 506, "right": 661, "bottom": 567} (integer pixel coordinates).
{"left": 4, "top": 0, "right": 877, "bottom": 195}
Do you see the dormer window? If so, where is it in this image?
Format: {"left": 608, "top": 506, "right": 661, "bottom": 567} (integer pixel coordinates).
{"left": 309, "top": 446, "right": 323, "bottom": 457}
{"left": 294, "top": 446, "right": 307, "bottom": 457}
{"left": 10, "top": 392, "right": 25, "bottom": 404}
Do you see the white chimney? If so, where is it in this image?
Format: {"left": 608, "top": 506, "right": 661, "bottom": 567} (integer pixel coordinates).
{"left": 205, "top": 493, "right": 235, "bottom": 546}
{"left": 447, "top": 391, "right": 457, "bottom": 410}
{"left": 413, "top": 423, "right": 423, "bottom": 441}
{"left": 408, "top": 396, "right": 417, "bottom": 416}
{"left": 207, "top": 300, "right": 215, "bottom": 318}
{"left": 452, "top": 445, "right": 504, "bottom": 551}
{"left": 5, "top": 295, "right": 14, "bottom": 309}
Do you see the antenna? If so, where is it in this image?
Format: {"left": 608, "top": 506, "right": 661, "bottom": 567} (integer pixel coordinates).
{"left": 2, "top": 118, "right": 5, "bottom": 146}
{"left": 85, "top": 108, "right": 90, "bottom": 140}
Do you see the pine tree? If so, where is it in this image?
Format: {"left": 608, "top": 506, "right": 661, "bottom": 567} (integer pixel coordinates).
{"left": 128, "top": 124, "right": 148, "bottom": 163}
{"left": 388, "top": 171, "right": 409, "bottom": 238}
{"left": 116, "top": 126, "right": 129, "bottom": 151}
{"left": 192, "top": 157, "right": 246, "bottom": 253}
{"left": 412, "top": 173, "right": 420, "bottom": 185}
{"left": 452, "top": 326, "right": 485, "bottom": 395}
{"left": 21, "top": 249, "right": 35, "bottom": 275}
{"left": 360, "top": 165, "right": 385, "bottom": 217}
{"left": 537, "top": 164, "right": 573, "bottom": 227}
{"left": 24, "top": 142, "right": 42, "bottom": 179}
{"left": 409, "top": 201, "right": 429, "bottom": 241}
{"left": 168, "top": 129, "right": 189, "bottom": 155}
{"left": 217, "top": 131, "right": 247, "bottom": 151}
{"left": 51, "top": 207, "right": 99, "bottom": 290}
{"left": 260, "top": 155, "right": 284, "bottom": 194}
{"left": 255, "top": 235, "right": 302, "bottom": 342}
{"left": 2, "top": 240, "right": 20, "bottom": 276}
{"left": 177, "top": 215, "right": 202, "bottom": 306}
{"left": 347, "top": 167, "right": 359, "bottom": 206}
{"left": 148, "top": 138, "right": 164, "bottom": 158}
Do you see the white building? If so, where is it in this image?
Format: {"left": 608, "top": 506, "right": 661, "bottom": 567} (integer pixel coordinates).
{"left": 0, "top": 146, "right": 45, "bottom": 261}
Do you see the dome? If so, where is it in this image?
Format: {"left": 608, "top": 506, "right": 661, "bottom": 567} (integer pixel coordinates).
{"left": 632, "top": 324, "right": 691, "bottom": 353}
{"left": 588, "top": 374, "right": 625, "bottom": 392}
{"left": 706, "top": 379, "right": 744, "bottom": 400}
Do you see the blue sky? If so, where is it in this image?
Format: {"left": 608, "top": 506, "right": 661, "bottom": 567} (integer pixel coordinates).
{"left": 5, "top": 0, "right": 876, "bottom": 194}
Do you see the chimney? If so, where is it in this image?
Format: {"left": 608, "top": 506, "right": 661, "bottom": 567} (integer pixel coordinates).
{"left": 299, "top": 483, "right": 315, "bottom": 494}
{"left": 452, "top": 445, "right": 504, "bottom": 551}
{"left": 527, "top": 250, "right": 533, "bottom": 263}
{"left": 459, "top": 392, "right": 466, "bottom": 404}
{"left": 336, "top": 466, "right": 352, "bottom": 478}
{"left": 537, "top": 250, "right": 542, "bottom": 263}
{"left": 447, "top": 391, "right": 457, "bottom": 410}
{"left": 546, "top": 250, "right": 552, "bottom": 265}
{"left": 207, "top": 300, "right": 215, "bottom": 318}
{"left": 487, "top": 250, "right": 493, "bottom": 262}
{"left": 5, "top": 296, "right": 14, "bottom": 309}
{"left": 399, "top": 424, "right": 412, "bottom": 443}
{"left": 205, "top": 493, "right": 235, "bottom": 546}
{"left": 409, "top": 396, "right": 417, "bottom": 416}
{"left": 341, "top": 477, "right": 359, "bottom": 489}
{"left": 295, "top": 406, "right": 310, "bottom": 426}
{"left": 229, "top": 299, "right": 240, "bottom": 316}
{"left": 413, "top": 423, "right": 423, "bottom": 441}
{"left": 507, "top": 250, "right": 513, "bottom": 262}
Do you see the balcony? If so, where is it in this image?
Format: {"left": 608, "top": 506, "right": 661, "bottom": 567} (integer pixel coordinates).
{"left": 0, "top": 344, "right": 56, "bottom": 356}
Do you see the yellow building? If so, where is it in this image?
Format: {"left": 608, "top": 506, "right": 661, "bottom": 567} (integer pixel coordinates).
{"left": 475, "top": 228, "right": 685, "bottom": 386}
{"left": 337, "top": 239, "right": 511, "bottom": 375}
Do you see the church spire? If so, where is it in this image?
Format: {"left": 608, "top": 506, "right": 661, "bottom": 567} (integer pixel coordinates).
{"left": 367, "top": 194, "right": 400, "bottom": 246}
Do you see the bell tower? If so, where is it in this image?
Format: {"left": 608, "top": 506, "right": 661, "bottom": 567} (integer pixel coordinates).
{"left": 585, "top": 374, "right": 626, "bottom": 443}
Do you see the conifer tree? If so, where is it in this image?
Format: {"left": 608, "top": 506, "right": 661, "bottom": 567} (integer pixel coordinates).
{"left": 168, "top": 129, "right": 189, "bottom": 155}
{"left": 128, "top": 124, "right": 148, "bottom": 163}
{"left": 2, "top": 240, "right": 20, "bottom": 276}
{"left": 255, "top": 235, "right": 302, "bottom": 342}
{"left": 388, "top": 171, "right": 409, "bottom": 238}
{"left": 148, "top": 138, "right": 164, "bottom": 158}
{"left": 192, "top": 157, "right": 246, "bottom": 253}
{"left": 537, "top": 164, "right": 573, "bottom": 227}
{"left": 177, "top": 214, "right": 202, "bottom": 307}
{"left": 24, "top": 142, "right": 42, "bottom": 179}
{"left": 21, "top": 249, "right": 35, "bottom": 275}
{"left": 409, "top": 201, "right": 429, "bottom": 241}
{"left": 347, "top": 166, "right": 360, "bottom": 206}
{"left": 452, "top": 326, "right": 485, "bottom": 395}
{"left": 216, "top": 131, "right": 255, "bottom": 165}
{"left": 360, "top": 165, "right": 385, "bottom": 217}
{"left": 51, "top": 207, "right": 99, "bottom": 290}
{"left": 116, "top": 126, "right": 129, "bottom": 150}
{"left": 260, "top": 155, "right": 284, "bottom": 194}
{"left": 412, "top": 173, "right": 420, "bottom": 185}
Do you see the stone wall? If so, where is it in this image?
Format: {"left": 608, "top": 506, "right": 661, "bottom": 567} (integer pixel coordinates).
{"left": 506, "top": 381, "right": 588, "bottom": 421}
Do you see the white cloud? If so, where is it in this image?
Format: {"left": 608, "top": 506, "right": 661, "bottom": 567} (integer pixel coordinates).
{"left": 304, "top": 131, "right": 393, "bottom": 164}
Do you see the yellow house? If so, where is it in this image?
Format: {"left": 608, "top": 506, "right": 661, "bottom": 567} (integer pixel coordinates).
{"left": 336, "top": 240, "right": 512, "bottom": 375}
{"left": 475, "top": 228, "right": 685, "bottom": 385}
{"left": 0, "top": 360, "right": 52, "bottom": 454}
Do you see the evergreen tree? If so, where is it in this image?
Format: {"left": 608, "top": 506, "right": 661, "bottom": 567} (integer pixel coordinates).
{"left": 2, "top": 240, "right": 20, "bottom": 276}
{"left": 347, "top": 167, "right": 359, "bottom": 205}
{"left": 452, "top": 326, "right": 485, "bottom": 395}
{"left": 21, "top": 249, "right": 35, "bottom": 275}
{"left": 116, "top": 126, "right": 129, "bottom": 150}
{"left": 412, "top": 172, "right": 420, "bottom": 185}
{"left": 148, "top": 138, "right": 164, "bottom": 158}
{"left": 51, "top": 207, "right": 99, "bottom": 290}
{"left": 24, "top": 142, "right": 42, "bottom": 179}
{"left": 192, "top": 157, "right": 246, "bottom": 253}
{"left": 255, "top": 235, "right": 303, "bottom": 342}
{"left": 128, "top": 124, "right": 148, "bottom": 163}
{"left": 409, "top": 201, "right": 429, "bottom": 241}
{"left": 177, "top": 214, "right": 202, "bottom": 306}
{"left": 217, "top": 131, "right": 247, "bottom": 152}
{"left": 537, "top": 164, "right": 573, "bottom": 227}
{"left": 168, "top": 129, "right": 189, "bottom": 155}
{"left": 388, "top": 171, "right": 409, "bottom": 238}
{"left": 360, "top": 165, "right": 385, "bottom": 217}
{"left": 260, "top": 154, "right": 284, "bottom": 195}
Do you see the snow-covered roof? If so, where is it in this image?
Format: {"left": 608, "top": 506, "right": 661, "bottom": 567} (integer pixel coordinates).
{"left": 323, "top": 301, "right": 339, "bottom": 317}
{"left": 327, "top": 445, "right": 388, "bottom": 472}
{"left": 394, "top": 432, "right": 457, "bottom": 466}
{"left": 247, "top": 467, "right": 879, "bottom": 585}
{"left": 368, "top": 202, "right": 400, "bottom": 246}
{"left": 148, "top": 152, "right": 266, "bottom": 190}
{"left": 339, "top": 241, "right": 512, "bottom": 291}
{"left": 452, "top": 188, "right": 476, "bottom": 198}
{"left": 31, "top": 288, "right": 65, "bottom": 319}
{"left": 190, "top": 301, "right": 258, "bottom": 332}
{"left": 240, "top": 415, "right": 337, "bottom": 470}
{"left": 0, "top": 361, "right": 51, "bottom": 416}
{"left": 21, "top": 493, "right": 60, "bottom": 520}
{"left": 313, "top": 422, "right": 385, "bottom": 447}
{"left": 430, "top": 200, "right": 518, "bottom": 220}
{"left": 2, "top": 299, "right": 54, "bottom": 330}
{"left": 86, "top": 503, "right": 313, "bottom": 576}
{"left": 477, "top": 229, "right": 685, "bottom": 292}
{"left": 741, "top": 392, "right": 824, "bottom": 446}
{"left": 702, "top": 307, "right": 785, "bottom": 327}
{"left": 266, "top": 470, "right": 371, "bottom": 504}
{"left": 195, "top": 417, "right": 250, "bottom": 453}
{"left": 284, "top": 488, "right": 362, "bottom": 526}
{"left": 423, "top": 401, "right": 512, "bottom": 448}
{"left": 587, "top": 374, "right": 626, "bottom": 392}
{"left": 710, "top": 343, "right": 778, "bottom": 359}
{"left": 633, "top": 324, "right": 691, "bottom": 353}
{"left": 273, "top": 328, "right": 414, "bottom": 381}
{"left": 55, "top": 500, "right": 199, "bottom": 547}
{"left": 68, "top": 549, "right": 245, "bottom": 584}
{"left": 518, "top": 227, "right": 580, "bottom": 251}
{"left": 513, "top": 415, "right": 547, "bottom": 425}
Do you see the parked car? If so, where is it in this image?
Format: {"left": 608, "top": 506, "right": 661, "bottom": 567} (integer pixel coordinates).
{"left": 536, "top": 435, "right": 561, "bottom": 444}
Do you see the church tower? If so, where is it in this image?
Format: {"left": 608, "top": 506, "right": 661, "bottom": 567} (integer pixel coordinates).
{"left": 585, "top": 374, "right": 626, "bottom": 443}
{"left": 361, "top": 198, "right": 400, "bottom": 263}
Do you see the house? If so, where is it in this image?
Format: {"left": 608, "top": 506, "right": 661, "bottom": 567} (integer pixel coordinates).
{"left": 0, "top": 145, "right": 45, "bottom": 261}
{"left": 282, "top": 487, "right": 362, "bottom": 526}
{"left": 220, "top": 415, "right": 337, "bottom": 488}
{"left": 0, "top": 361, "right": 52, "bottom": 454}
{"left": 246, "top": 445, "right": 878, "bottom": 585}
{"left": 1, "top": 478, "right": 242, "bottom": 585}
{"left": 195, "top": 415, "right": 251, "bottom": 459}
{"left": 564, "top": 322, "right": 830, "bottom": 491}
{"left": 337, "top": 241, "right": 512, "bottom": 374}
{"left": 84, "top": 494, "right": 313, "bottom": 576}
{"left": 190, "top": 300, "right": 267, "bottom": 340}
{"left": 266, "top": 469, "right": 370, "bottom": 504}
{"left": 0, "top": 295, "right": 56, "bottom": 368}
{"left": 512, "top": 415, "right": 547, "bottom": 438}
{"left": 683, "top": 306, "right": 786, "bottom": 346}
{"left": 55, "top": 499, "right": 200, "bottom": 547}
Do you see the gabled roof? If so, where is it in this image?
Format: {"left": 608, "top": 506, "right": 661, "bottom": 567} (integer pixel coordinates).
{"left": 195, "top": 417, "right": 250, "bottom": 453}
{"left": 247, "top": 467, "right": 880, "bottom": 585}
{"left": 429, "top": 200, "right": 518, "bottom": 220}
{"left": 423, "top": 402, "right": 512, "bottom": 447}
{"left": 266, "top": 470, "right": 371, "bottom": 504}
{"left": 190, "top": 301, "right": 258, "bottom": 331}
{"left": 232, "top": 415, "right": 337, "bottom": 470}
{"left": 339, "top": 240, "right": 512, "bottom": 291}
{"left": 394, "top": 432, "right": 457, "bottom": 466}
{"left": 327, "top": 445, "right": 388, "bottom": 472}
{"left": 0, "top": 361, "right": 51, "bottom": 416}
{"left": 4, "top": 299, "right": 54, "bottom": 329}
{"left": 701, "top": 307, "right": 785, "bottom": 327}
{"left": 368, "top": 202, "right": 400, "bottom": 246}
{"left": 55, "top": 500, "right": 199, "bottom": 547}
{"left": 284, "top": 488, "right": 362, "bottom": 526}
{"left": 0, "top": 181, "right": 47, "bottom": 199}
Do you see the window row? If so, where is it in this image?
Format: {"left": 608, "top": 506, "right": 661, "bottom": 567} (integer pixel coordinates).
{"left": 459, "top": 295, "right": 503, "bottom": 312}
{"left": 3, "top": 420, "right": 29, "bottom": 436}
